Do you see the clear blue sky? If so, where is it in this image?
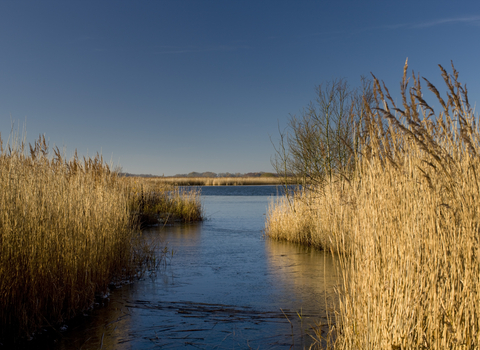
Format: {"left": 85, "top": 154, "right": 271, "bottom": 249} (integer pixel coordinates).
{"left": 1, "top": 1, "right": 480, "bottom": 176}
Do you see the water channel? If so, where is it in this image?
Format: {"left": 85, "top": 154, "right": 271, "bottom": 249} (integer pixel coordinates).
{"left": 33, "top": 186, "right": 338, "bottom": 349}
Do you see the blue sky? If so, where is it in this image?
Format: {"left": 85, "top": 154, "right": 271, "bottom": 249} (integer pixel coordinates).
{"left": 1, "top": 1, "right": 480, "bottom": 175}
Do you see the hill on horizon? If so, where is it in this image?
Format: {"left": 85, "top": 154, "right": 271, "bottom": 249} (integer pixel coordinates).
{"left": 121, "top": 171, "right": 278, "bottom": 178}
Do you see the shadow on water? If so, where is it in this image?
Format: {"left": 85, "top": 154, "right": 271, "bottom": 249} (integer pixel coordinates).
{"left": 21, "top": 186, "right": 338, "bottom": 350}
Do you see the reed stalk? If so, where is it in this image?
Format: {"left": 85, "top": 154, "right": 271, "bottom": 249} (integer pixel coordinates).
{"left": 266, "top": 61, "right": 480, "bottom": 349}
{"left": 127, "top": 177, "right": 203, "bottom": 225}
{"left": 0, "top": 136, "right": 188, "bottom": 343}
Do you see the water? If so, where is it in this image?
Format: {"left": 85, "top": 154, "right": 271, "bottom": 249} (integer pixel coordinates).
{"left": 33, "top": 186, "right": 338, "bottom": 349}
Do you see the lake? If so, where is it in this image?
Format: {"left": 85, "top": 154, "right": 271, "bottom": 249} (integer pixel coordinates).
{"left": 31, "top": 186, "right": 338, "bottom": 349}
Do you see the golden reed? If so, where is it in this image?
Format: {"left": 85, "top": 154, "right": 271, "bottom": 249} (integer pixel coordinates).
{"left": 128, "top": 176, "right": 203, "bottom": 225}
{"left": 0, "top": 136, "right": 147, "bottom": 342}
{"left": 266, "top": 61, "right": 480, "bottom": 349}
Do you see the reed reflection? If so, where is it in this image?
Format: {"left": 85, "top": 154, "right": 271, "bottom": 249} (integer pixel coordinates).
{"left": 265, "top": 239, "right": 339, "bottom": 315}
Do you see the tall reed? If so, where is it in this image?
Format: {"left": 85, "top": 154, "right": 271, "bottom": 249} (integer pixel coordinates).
{"left": 0, "top": 136, "right": 144, "bottom": 342}
{"left": 266, "top": 60, "right": 480, "bottom": 348}
{"left": 266, "top": 184, "right": 355, "bottom": 254}
{"left": 265, "top": 191, "right": 321, "bottom": 247}
{"left": 127, "top": 177, "right": 203, "bottom": 225}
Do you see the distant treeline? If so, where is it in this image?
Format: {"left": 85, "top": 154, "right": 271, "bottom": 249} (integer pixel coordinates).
{"left": 121, "top": 171, "right": 279, "bottom": 178}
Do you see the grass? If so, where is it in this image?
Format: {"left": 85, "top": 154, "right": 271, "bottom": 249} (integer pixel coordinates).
{"left": 0, "top": 135, "right": 203, "bottom": 344}
{"left": 265, "top": 191, "right": 322, "bottom": 247}
{"left": 265, "top": 61, "right": 480, "bottom": 349}
{"left": 127, "top": 177, "right": 203, "bottom": 226}
{"left": 150, "top": 176, "right": 288, "bottom": 186}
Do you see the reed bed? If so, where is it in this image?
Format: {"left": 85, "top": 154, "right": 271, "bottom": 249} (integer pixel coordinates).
{"left": 0, "top": 136, "right": 202, "bottom": 344}
{"left": 127, "top": 177, "right": 203, "bottom": 225}
{"left": 265, "top": 192, "right": 321, "bottom": 247}
{"left": 152, "top": 176, "right": 286, "bottom": 186}
{"left": 0, "top": 136, "right": 143, "bottom": 342}
{"left": 266, "top": 181, "right": 359, "bottom": 255}
{"left": 266, "top": 61, "right": 480, "bottom": 349}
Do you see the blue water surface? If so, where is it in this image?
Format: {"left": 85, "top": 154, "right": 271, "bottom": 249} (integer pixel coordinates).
{"left": 29, "top": 186, "right": 338, "bottom": 350}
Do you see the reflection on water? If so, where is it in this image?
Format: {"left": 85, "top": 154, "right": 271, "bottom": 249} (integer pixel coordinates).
{"left": 265, "top": 240, "right": 340, "bottom": 342}
{"left": 27, "top": 186, "right": 338, "bottom": 350}
{"left": 265, "top": 240, "right": 339, "bottom": 311}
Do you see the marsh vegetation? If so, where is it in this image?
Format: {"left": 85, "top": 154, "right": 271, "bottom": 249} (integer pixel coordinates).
{"left": 266, "top": 61, "right": 480, "bottom": 348}
{"left": 0, "top": 136, "right": 202, "bottom": 344}
{"left": 4, "top": 59, "right": 478, "bottom": 349}
{"left": 127, "top": 177, "right": 202, "bottom": 226}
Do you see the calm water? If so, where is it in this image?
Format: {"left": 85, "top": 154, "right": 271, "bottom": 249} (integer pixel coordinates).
{"left": 35, "top": 186, "right": 338, "bottom": 349}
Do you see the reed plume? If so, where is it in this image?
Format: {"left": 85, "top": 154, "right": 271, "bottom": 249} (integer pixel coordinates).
{"left": 0, "top": 135, "right": 143, "bottom": 342}
{"left": 266, "top": 60, "right": 480, "bottom": 349}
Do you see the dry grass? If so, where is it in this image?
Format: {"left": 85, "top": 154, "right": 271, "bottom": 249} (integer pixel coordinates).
{"left": 266, "top": 61, "right": 480, "bottom": 349}
{"left": 152, "top": 176, "right": 287, "bottom": 186}
{"left": 266, "top": 184, "right": 357, "bottom": 254}
{"left": 0, "top": 136, "right": 143, "bottom": 342}
{"left": 127, "top": 177, "right": 203, "bottom": 225}
{"left": 265, "top": 192, "right": 322, "bottom": 247}
{"left": 0, "top": 136, "right": 201, "bottom": 344}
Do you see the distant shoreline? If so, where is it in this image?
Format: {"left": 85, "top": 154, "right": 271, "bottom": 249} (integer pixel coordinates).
{"left": 131, "top": 176, "right": 296, "bottom": 186}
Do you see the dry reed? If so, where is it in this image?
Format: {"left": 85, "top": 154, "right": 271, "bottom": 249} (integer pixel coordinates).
{"left": 266, "top": 183, "right": 357, "bottom": 254}
{"left": 266, "top": 60, "right": 480, "bottom": 349}
{"left": 127, "top": 177, "right": 203, "bottom": 225}
{"left": 265, "top": 192, "right": 322, "bottom": 247}
{"left": 0, "top": 136, "right": 173, "bottom": 343}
